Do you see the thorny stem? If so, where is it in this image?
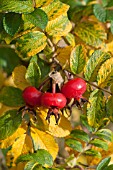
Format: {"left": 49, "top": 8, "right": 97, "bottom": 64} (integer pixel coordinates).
{"left": 38, "top": 76, "right": 50, "bottom": 91}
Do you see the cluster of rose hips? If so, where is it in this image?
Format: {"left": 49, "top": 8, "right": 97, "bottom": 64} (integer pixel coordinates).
{"left": 21, "top": 78, "right": 87, "bottom": 124}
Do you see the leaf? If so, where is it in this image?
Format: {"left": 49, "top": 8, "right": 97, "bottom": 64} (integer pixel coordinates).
{"left": 87, "top": 89, "right": 105, "bottom": 127}
{"left": 17, "top": 149, "right": 53, "bottom": 167}
{"left": 70, "top": 44, "right": 86, "bottom": 74}
{"left": 12, "top": 65, "right": 30, "bottom": 90}
{"left": 80, "top": 114, "right": 94, "bottom": 133}
{"left": 24, "top": 160, "right": 38, "bottom": 170}
{"left": 74, "top": 21, "right": 107, "bottom": 47}
{"left": 39, "top": 109, "right": 72, "bottom": 137}
{"left": 96, "top": 157, "right": 111, "bottom": 170}
{"left": 3, "top": 13, "right": 22, "bottom": 36}
{"left": 42, "top": 0, "right": 69, "bottom": 21}
{"left": 106, "top": 96, "right": 113, "bottom": 122}
{"left": 0, "top": 0, "right": 34, "bottom": 13}
{"left": 0, "top": 86, "right": 24, "bottom": 107}
{"left": 65, "top": 138, "right": 83, "bottom": 152}
{"left": 35, "top": 0, "right": 54, "bottom": 8}
{"left": 8, "top": 133, "right": 33, "bottom": 163}
{"left": 25, "top": 59, "right": 41, "bottom": 87}
{"left": 46, "top": 14, "right": 72, "bottom": 37}
{"left": 84, "top": 149, "right": 101, "bottom": 158}
{"left": 16, "top": 31, "right": 47, "bottom": 59}
{"left": 30, "top": 126, "right": 58, "bottom": 160}
{"left": 90, "top": 139, "right": 108, "bottom": 151}
{"left": 0, "top": 109, "right": 22, "bottom": 140}
{"left": 104, "top": 165, "right": 113, "bottom": 170}
{"left": 97, "top": 58, "right": 113, "bottom": 88}
{"left": 84, "top": 50, "right": 111, "bottom": 81}
{"left": 70, "top": 129, "right": 89, "bottom": 143}
{"left": 93, "top": 4, "right": 107, "bottom": 22}
{"left": 0, "top": 124, "right": 27, "bottom": 148}
{"left": 56, "top": 46, "right": 73, "bottom": 70}
{"left": 0, "top": 47, "right": 20, "bottom": 75}
{"left": 23, "top": 8, "right": 48, "bottom": 30}
{"left": 95, "top": 129, "right": 113, "bottom": 142}
{"left": 110, "top": 20, "right": 113, "bottom": 34}
{"left": 65, "top": 33, "right": 76, "bottom": 47}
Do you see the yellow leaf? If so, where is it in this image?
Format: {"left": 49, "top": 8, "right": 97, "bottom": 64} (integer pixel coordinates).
{"left": 8, "top": 133, "right": 33, "bottom": 163}
{"left": 0, "top": 123, "right": 27, "bottom": 149}
{"left": 42, "top": 0, "right": 69, "bottom": 21}
{"left": 9, "top": 162, "right": 26, "bottom": 170}
{"left": 4, "top": 76, "right": 15, "bottom": 87}
{"left": 35, "top": 0, "right": 54, "bottom": 8}
{"left": 46, "top": 14, "right": 72, "bottom": 37}
{"left": 101, "top": 33, "right": 113, "bottom": 55}
{"left": 56, "top": 46, "right": 73, "bottom": 70}
{"left": 97, "top": 58, "right": 113, "bottom": 88}
{"left": 12, "top": 65, "right": 30, "bottom": 90}
{"left": 0, "top": 70, "right": 5, "bottom": 89}
{"left": 30, "top": 126, "right": 58, "bottom": 160}
{"left": 38, "top": 108, "right": 72, "bottom": 137}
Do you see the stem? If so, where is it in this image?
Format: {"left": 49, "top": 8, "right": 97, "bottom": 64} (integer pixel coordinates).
{"left": 52, "top": 80, "right": 56, "bottom": 93}
{"left": 38, "top": 76, "right": 50, "bottom": 91}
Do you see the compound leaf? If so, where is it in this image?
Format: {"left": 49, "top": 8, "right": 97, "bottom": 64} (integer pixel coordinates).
{"left": 84, "top": 149, "right": 101, "bottom": 158}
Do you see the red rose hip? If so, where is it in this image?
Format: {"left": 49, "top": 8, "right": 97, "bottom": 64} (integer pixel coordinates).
{"left": 22, "top": 86, "right": 42, "bottom": 107}
{"left": 61, "top": 78, "right": 86, "bottom": 99}
{"left": 41, "top": 92, "right": 67, "bottom": 109}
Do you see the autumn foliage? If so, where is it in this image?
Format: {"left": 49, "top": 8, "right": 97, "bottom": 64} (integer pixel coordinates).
{"left": 1, "top": 0, "right": 113, "bottom": 170}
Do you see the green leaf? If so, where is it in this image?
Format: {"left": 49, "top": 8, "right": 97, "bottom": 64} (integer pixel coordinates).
{"left": 97, "top": 58, "right": 113, "bottom": 88}
{"left": 80, "top": 114, "right": 94, "bottom": 133}
{"left": 106, "top": 10, "right": 113, "bottom": 21}
{"left": 74, "top": 21, "right": 107, "bottom": 47}
{"left": 3, "top": 12, "right": 22, "bottom": 36}
{"left": 65, "top": 138, "right": 83, "bottom": 152}
{"left": 95, "top": 129, "right": 113, "bottom": 142}
{"left": 90, "top": 139, "right": 108, "bottom": 151}
{"left": 70, "top": 45, "right": 86, "bottom": 74}
{"left": 0, "top": 86, "right": 24, "bottom": 107}
{"left": 16, "top": 31, "right": 47, "bottom": 59}
{"left": 96, "top": 157, "right": 111, "bottom": 170}
{"left": 93, "top": 4, "right": 107, "bottom": 22}
{"left": 110, "top": 20, "right": 113, "bottom": 34}
{"left": 17, "top": 149, "right": 53, "bottom": 167}
{"left": 106, "top": 96, "right": 113, "bottom": 122}
{"left": 104, "top": 165, "right": 113, "bottom": 170}
{"left": 24, "top": 8, "right": 48, "bottom": 30}
{"left": 84, "top": 149, "right": 101, "bottom": 158}
{"left": 24, "top": 160, "right": 38, "bottom": 170}
{"left": 0, "top": 47, "right": 20, "bottom": 75}
{"left": 0, "top": 109, "right": 22, "bottom": 140}
{"left": 84, "top": 50, "right": 111, "bottom": 81}
{"left": 0, "top": 0, "right": 34, "bottom": 13}
{"left": 70, "top": 129, "right": 89, "bottom": 143}
{"left": 25, "top": 58, "right": 41, "bottom": 87}
{"left": 35, "top": 0, "right": 54, "bottom": 8}
{"left": 87, "top": 89, "right": 105, "bottom": 127}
